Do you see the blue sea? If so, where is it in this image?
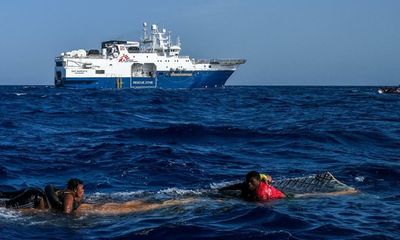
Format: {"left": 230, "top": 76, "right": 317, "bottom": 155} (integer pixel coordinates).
{"left": 0, "top": 86, "right": 399, "bottom": 240}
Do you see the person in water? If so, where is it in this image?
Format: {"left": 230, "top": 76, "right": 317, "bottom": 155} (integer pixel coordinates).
{"left": 57, "top": 178, "right": 84, "bottom": 213}
{"left": 0, "top": 178, "right": 193, "bottom": 215}
{"left": 219, "top": 171, "right": 286, "bottom": 201}
{"left": 0, "top": 178, "right": 84, "bottom": 213}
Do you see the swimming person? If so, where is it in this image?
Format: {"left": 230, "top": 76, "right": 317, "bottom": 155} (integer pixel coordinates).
{"left": 0, "top": 178, "right": 85, "bottom": 213}
{"left": 219, "top": 171, "right": 286, "bottom": 201}
{"left": 0, "top": 178, "right": 193, "bottom": 215}
{"left": 49, "top": 178, "right": 84, "bottom": 213}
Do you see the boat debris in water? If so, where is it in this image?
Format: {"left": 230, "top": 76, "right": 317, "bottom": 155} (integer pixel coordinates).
{"left": 273, "top": 172, "right": 357, "bottom": 197}
{"left": 378, "top": 86, "right": 400, "bottom": 94}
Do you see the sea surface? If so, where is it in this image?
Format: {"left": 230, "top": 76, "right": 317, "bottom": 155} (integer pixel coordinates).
{"left": 0, "top": 86, "right": 399, "bottom": 240}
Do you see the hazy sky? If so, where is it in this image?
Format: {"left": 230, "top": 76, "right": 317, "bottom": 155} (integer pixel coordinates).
{"left": 0, "top": 0, "right": 399, "bottom": 86}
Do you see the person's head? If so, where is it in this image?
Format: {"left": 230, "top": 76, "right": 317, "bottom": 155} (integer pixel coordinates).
{"left": 67, "top": 178, "right": 84, "bottom": 198}
{"left": 245, "top": 171, "right": 261, "bottom": 191}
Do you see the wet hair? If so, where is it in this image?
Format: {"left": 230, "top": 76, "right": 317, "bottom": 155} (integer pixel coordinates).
{"left": 246, "top": 171, "right": 260, "bottom": 182}
{"left": 67, "top": 178, "right": 83, "bottom": 190}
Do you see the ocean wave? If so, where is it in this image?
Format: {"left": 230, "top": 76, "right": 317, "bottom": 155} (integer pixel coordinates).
{"left": 209, "top": 180, "right": 241, "bottom": 190}
{"left": 341, "top": 164, "right": 400, "bottom": 193}
{"left": 112, "top": 124, "right": 266, "bottom": 140}
{"left": 86, "top": 190, "right": 147, "bottom": 202}
{"left": 326, "top": 130, "right": 400, "bottom": 148}
{"left": 157, "top": 187, "right": 205, "bottom": 196}
{"left": 85, "top": 188, "right": 206, "bottom": 203}
{"left": 121, "top": 225, "right": 299, "bottom": 240}
{"left": 85, "top": 123, "right": 400, "bottom": 149}
{"left": 302, "top": 223, "right": 362, "bottom": 237}
{"left": 0, "top": 121, "right": 16, "bottom": 128}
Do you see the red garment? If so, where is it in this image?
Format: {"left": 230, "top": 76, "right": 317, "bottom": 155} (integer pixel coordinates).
{"left": 256, "top": 182, "right": 285, "bottom": 200}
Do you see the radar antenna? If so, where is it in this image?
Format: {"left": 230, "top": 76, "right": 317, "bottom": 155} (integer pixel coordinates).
{"left": 143, "top": 22, "right": 148, "bottom": 40}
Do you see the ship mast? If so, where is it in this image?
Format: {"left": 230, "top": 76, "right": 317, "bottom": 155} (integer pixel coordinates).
{"left": 140, "top": 22, "right": 180, "bottom": 55}
{"left": 143, "top": 22, "right": 148, "bottom": 41}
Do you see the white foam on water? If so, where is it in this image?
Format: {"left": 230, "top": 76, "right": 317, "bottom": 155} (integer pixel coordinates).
{"left": 355, "top": 176, "right": 365, "bottom": 182}
{"left": 210, "top": 180, "right": 241, "bottom": 190}
{"left": 157, "top": 187, "right": 205, "bottom": 196}
{"left": 0, "top": 207, "right": 23, "bottom": 221}
{"left": 14, "top": 93, "right": 27, "bottom": 96}
{"left": 85, "top": 188, "right": 210, "bottom": 203}
{"left": 27, "top": 220, "right": 49, "bottom": 226}
{"left": 134, "top": 114, "right": 152, "bottom": 121}
{"left": 86, "top": 190, "right": 146, "bottom": 202}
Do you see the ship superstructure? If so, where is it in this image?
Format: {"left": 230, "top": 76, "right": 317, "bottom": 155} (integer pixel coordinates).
{"left": 55, "top": 23, "right": 245, "bottom": 89}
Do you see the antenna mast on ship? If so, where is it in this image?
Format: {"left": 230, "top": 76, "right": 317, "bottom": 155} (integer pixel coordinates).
{"left": 140, "top": 22, "right": 180, "bottom": 55}
{"left": 143, "top": 22, "right": 148, "bottom": 41}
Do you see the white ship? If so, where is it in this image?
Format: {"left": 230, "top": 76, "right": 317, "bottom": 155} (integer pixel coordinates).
{"left": 54, "top": 22, "right": 246, "bottom": 89}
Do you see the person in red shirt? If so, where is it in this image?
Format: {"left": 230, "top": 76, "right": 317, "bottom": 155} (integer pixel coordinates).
{"left": 219, "top": 171, "right": 285, "bottom": 201}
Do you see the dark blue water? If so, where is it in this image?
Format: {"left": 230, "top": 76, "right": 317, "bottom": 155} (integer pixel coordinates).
{"left": 0, "top": 86, "right": 399, "bottom": 239}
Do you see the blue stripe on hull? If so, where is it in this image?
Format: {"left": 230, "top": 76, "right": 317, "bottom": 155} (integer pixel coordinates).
{"left": 57, "top": 70, "right": 234, "bottom": 89}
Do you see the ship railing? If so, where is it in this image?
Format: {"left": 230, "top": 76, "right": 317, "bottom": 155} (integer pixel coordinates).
{"left": 62, "top": 55, "right": 106, "bottom": 59}
{"left": 195, "top": 59, "right": 246, "bottom": 65}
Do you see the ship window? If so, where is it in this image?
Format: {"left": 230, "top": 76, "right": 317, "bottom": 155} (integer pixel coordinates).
{"left": 209, "top": 65, "right": 211, "bottom": 68}
{"left": 56, "top": 61, "right": 63, "bottom": 67}
{"left": 127, "top": 46, "right": 139, "bottom": 53}
{"left": 96, "top": 70, "right": 105, "bottom": 74}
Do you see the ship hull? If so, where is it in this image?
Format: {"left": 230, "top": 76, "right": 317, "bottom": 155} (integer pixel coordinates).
{"left": 56, "top": 70, "right": 234, "bottom": 89}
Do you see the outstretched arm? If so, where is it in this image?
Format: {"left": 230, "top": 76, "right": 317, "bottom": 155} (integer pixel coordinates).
{"left": 76, "top": 198, "right": 194, "bottom": 215}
